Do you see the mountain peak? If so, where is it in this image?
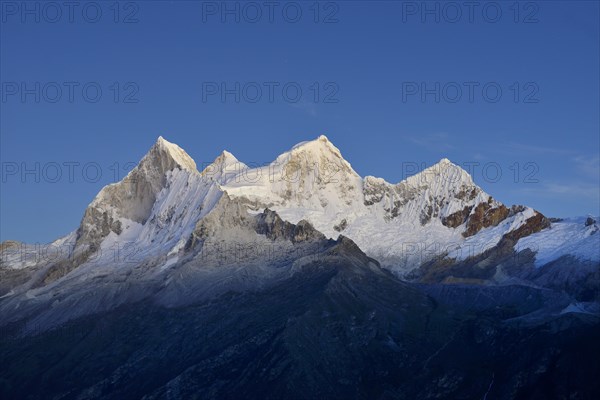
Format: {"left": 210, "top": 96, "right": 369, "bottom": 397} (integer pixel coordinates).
{"left": 216, "top": 150, "right": 240, "bottom": 164}
{"left": 425, "top": 158, "right": 461, "bottom": 171}
{"left": 429, "top": 157, "right": 471, "bottom": 177}
{"left": 150, "top": 136, "right": 197, "bottom": 172}
{"left": 272, "top": 135, "right": 359, "bottom": 181}
{"left": 74, "top": 137, "right": 200, "bottom": 254}
{"left": 201, "top": 150, "right": 247, "bottom": 183}
{"left": 400, "top": 158, "right": 475, "bottom": 191}
{"left": 285, "top": 135, "right": 344, "bottom": 161}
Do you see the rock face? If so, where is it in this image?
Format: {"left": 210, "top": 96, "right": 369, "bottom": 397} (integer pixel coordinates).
{"left": 441, "top": 205, "right": 472, "bottom": 228}
{"left": 463, "top": 201, "right": 510, "bottom": 237}
{"left": 586, "top": 216, "right": 597, "bottom": 227}
{"left": 184, "top": 196, "right": 328, "bottom": 253}
{"left": 502, "top": 211, "right": 551, "bottom": 244}
{"left": 442, "top": 199, "right": 511, "bottom": 237}
{"left": 255, "top": 209, "right": 326, "bottom": 243}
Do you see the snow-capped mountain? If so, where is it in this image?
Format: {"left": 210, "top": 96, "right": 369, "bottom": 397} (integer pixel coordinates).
{"left": 2, "top": 135, "right": 597, "bottom": 281}
{"left": 220, "top": 135, "right": 555, "bottom": 273}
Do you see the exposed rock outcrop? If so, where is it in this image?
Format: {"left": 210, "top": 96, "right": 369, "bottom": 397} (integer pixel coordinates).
{"left": 255, "top": 209, "right": 326, "bottom": 243}
{"left": 412, "top": 210, "right": 552, "bottom": 285}
{"left": 586, "top": 216, "right": 597, "bottom": 227}
{"left": 463, "top": 201, "right": 510, "bottom": 237}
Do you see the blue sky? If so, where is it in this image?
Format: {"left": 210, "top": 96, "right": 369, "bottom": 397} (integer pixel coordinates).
{"left": 1, "top": 0, "right": 599, "bottom": 243}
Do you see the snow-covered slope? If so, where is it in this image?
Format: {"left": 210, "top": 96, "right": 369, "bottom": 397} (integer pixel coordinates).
{"left": 517, "top": 217, "right": 600, "bottom": 266}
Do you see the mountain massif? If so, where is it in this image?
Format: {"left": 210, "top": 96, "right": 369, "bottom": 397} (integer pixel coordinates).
{"left": 1, "top": 136, "right": 598, "bottom": 399}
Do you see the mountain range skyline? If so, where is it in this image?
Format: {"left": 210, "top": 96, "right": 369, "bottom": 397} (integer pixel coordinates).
{"left": 3, "top": 134, "right": 598, "bottom": 244}
{"left": 4, "top": 134, "right": 597, "bottom": 279}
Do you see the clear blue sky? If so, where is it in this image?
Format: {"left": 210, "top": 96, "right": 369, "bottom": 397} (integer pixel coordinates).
{"left": 1, "top": 0, "right": 599, "bottom": 243}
